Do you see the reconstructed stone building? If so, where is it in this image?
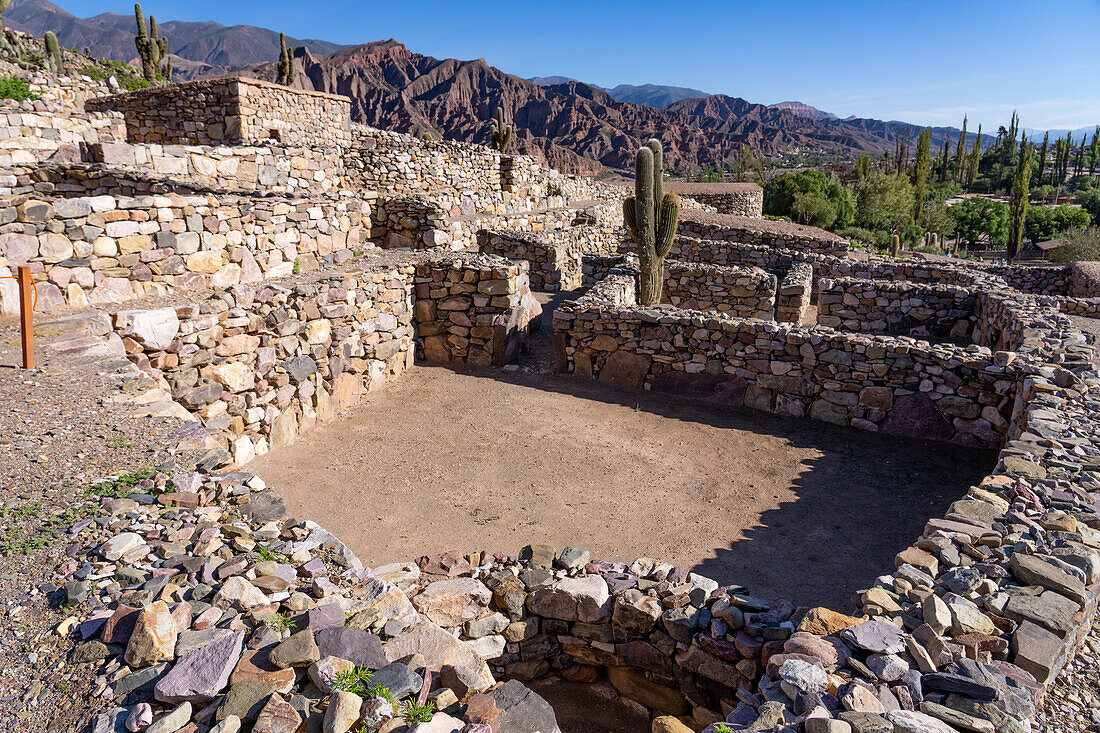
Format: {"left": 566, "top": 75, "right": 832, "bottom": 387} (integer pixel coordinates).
{"left": 86, "top": 75, "right": 352, "bottom": 146}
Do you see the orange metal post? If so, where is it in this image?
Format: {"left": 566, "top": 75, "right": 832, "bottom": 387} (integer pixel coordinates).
{"left": 17, "top": 266, "right": 34, "bottom": 369}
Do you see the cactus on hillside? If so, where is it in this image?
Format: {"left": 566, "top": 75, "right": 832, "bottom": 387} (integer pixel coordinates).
{"left": 164, "top": 55, "right": 172, "bottom": 81}
{"left": 0, "top": 0, "right": 11, "bottom": 34}
{"left": 44, "top": 31, "right": 62, "bottom": 72}
{"left": 133, "top": 3, "right": 161, "bottom": 83}
{"left": 890, "top": 233, "right": 901, "bottom": 257}
{"left": 421, "top": 132, "right": 434, "bottom": 142}
{"left": 276, "top": 33, "right": 295, "bottom": 86}
{"left": 490, "top": 107, "right": 512, "bottom": 154}
{"left": 623, "top": 139, "right": 681, "bottom": 305}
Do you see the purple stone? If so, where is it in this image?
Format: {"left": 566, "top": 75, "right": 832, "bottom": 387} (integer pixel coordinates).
{"left": 153, "top": 630, "right": 244, "bottom": 703}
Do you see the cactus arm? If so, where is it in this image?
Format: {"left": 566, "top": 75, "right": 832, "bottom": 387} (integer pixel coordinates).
{"left": 623, "top": 197, "right": 637, "bottom": 238}
{"left": 655, "top": 193, "right": 681, "bottom": 259}
{"left": 646, "top": 138, "right": 663, "bottom": 205}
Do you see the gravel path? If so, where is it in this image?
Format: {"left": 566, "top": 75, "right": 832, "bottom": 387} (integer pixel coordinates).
{"left": 0, "top": 319, "right": 179, "bottom": 733}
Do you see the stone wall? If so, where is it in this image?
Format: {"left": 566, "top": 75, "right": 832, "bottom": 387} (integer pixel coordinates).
{"left": 1070, "top": 261, "right": 1100, "bottom": 297}
{"left": 0, "top": 96, "right": 125, "bottom": 167}
{"left": 678, "top": 216, "right": 850, "bottom": 256}
{"left": 776, "top": 262, "right": 812, "bottom": 324}
{"left": 477, "top": 227, "right": 627, "bottom": 291}
{"left": 87, "top": 76, "right": 352, "bottom": 147}
{"left": 818, "top": 277, "right": 979, "bottom": 339}
{"left": 346, "top": 125, "right": 622, "bottom": 216}
{"left": 0, "top": 192, "right": 368, "bottom": 315}
{"left": 667, "top": 182, "right": 764, "bottom": 217}
{"left": 554, "top": 283, "right": 1019, "bottom": 448}
{"left": 663, "top": 261, "right": 776, "bottom": 319}
{"left": 111, "top": 269, "right": 414, "bottom": 465}
{"left": 413, "top": 254, "right": 542, "bottom": 367}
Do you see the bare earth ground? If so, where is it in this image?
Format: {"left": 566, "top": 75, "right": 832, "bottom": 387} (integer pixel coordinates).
{"left": 250, "top": 361, "right": 995, "bottom": 611}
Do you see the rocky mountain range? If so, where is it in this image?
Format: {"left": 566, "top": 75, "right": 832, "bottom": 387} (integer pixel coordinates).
{"left": 5, "top": 0, "right": 343, "bottom": 75}
{"left": 530, "top": 77, "right": 710, "bottom": 108}
{"left": 9, "top": 0, "right": 994, "bottom": 174}
{"left": 247, "top": 41, "right": 977, "bottom": 174}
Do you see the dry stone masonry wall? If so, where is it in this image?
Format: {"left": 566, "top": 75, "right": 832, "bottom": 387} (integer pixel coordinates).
{"left": 667, "top": 182, "right": 764, "bottom": 217}
{"left": 113, "top": 268, "right": 414, "bottom": 465}
{"left": 0, "top": 192, "right": 368, "bottom": 315}
{"left": 414, "top": 254, "right": 543, "bottom": 367}
{"left": 663, "top": 261, "right": 776, "bottom": 319}
{"left": 87, "top": 76, "right": 352, "bottom": 147}
{"left": 818, "top": 277, "right": 980, "bottom": 340}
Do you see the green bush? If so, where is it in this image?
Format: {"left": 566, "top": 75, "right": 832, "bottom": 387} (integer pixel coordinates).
{"left": 1049, "top": 227, "right": 1100, "bottom": 263}
{"left": 78, "top": 64, "right": 149, "bottom": 91}
{"left": 0, "top": 75, "right": 36, "bottom": 101}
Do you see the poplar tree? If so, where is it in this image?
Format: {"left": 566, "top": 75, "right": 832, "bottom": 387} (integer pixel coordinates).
{"left": 1007, "top": 135, "right": 1032, "bottom": 260}
{"left": 913, "top": 128, "right": 932, "bottom": 221}
{"left": 1074, "top": 134, "right": 1086, "bottom": 178}
{"left": 953, "top": 116, "right": 968, "bottom": 183}
{"left": 1037, "top": 131, "right": 1049, "bottom": 188}
{"left": 1090, "top": 126, "right": 1099, "bottom": 177}
{"left": 967, "top": 125, "right": 982, "bottom": 191}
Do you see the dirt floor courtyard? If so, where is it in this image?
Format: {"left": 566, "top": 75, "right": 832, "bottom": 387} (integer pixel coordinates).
{"left": 249, "top": 362, "right": 996, "bottom": 610}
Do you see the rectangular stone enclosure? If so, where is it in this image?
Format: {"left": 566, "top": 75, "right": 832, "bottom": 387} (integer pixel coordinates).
{"left": 87, "top": 76, "right": 352, "bottom": 147}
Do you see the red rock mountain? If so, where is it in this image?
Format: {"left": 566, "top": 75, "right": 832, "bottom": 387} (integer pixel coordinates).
{"left": 241, "top": 40, "right": 959, "bottom": 175}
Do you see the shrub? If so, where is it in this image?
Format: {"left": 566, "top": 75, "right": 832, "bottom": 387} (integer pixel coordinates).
{"left": 1049, "top": 227, "right": 1100, "bottom": 263}
{"left": 0, "top": 75, "right": 36, "bottom": 101}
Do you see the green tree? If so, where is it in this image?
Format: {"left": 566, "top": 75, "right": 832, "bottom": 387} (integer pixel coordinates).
{"left": 966, "top": 125, "right": 982, "bottom": 190}
{"left": 953, "top": 116, "right": 968, "bottom": 184}
{"left": 763, "top": 170, "right": 853, "bottom": 230}
{"left": 912, "top": 128, "right": 932, "bottom": 222}
{"left": 950, "top": 198, "right": 1009, "bottom": 247}
{"left": 1080, "top": 188, "right": 1100, "bottom": 225}
{"left": 937, "top": 139, "right": 950, "bottom": 183}
{"left": 1023, "top": 205, "right": 1088, "bottom": 243}
{"left": 855, "top": 153, "right": 870, "bottom": 179}
{"left": 1007, "top": 136, "right": 1033, "bottom": 259}
{"left": 1036, "top": 131, "right": 1049, "bottom": 188}
{"left": 852, "top": 170, "right": 916, "bottom": 238}
{"left": 1089, "top": 126, "right": 1099, "bottom": 177}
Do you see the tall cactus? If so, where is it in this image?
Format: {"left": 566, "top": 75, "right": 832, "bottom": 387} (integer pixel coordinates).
{"left": 0, "top": 0, "right": 11, "bottom": 34}
{"left": 890, "top": 233, "right": 901, "bottom": 257}
{"left": 276, "top": 33, "right": 294, "bottom": 86}
{"left": 134, "top": 3, "right": 160, "bottom": 83}
{"left": 623, "top": 139, "right": 681, "bottom": 306}
{"left": 490, "top": 107, "right": 512, "bottom": 154}
{"left": 44, "top": 31, "right": 62, "bottom": 72}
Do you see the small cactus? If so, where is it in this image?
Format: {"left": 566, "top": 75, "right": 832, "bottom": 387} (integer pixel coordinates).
{"left": 44, "top": 31, "right": 62, "bottom": 72}
{"left": 890, "top": 233, "right": 901, "bottom": 257}
{"left": 134, "top": 3, "right": 161, "bottom": 83}
{"left": 276, "top": 33, "right": 294, "bottom": 86}
{"left": 421, "top": 131, "right": 434, "bottom": 143}
{"left": 490, "top": 107, "right": 512, "bottom": 154}
{"left": 164, "top": 55, "right": 172, "bottom": 81}
{"left": 623, "top": 139, "right": 681, "bottom": 306}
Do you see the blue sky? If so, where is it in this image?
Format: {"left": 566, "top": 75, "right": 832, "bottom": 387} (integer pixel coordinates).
{"left": 60, "top": 0, "right": 1100, "bottom": 131}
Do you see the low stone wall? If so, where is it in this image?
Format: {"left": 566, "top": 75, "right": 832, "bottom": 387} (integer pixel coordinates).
{"left": 818, "top": 277, "right": 979, "bottom": 339}
{"left": 979, "top": 262, "right": 1071, "bottom": 295}
{"left": 663, "top": 261, "right": 776, "bottom": 319}
{"left": 1070, "top": 261, "right": 1100, "bottom": 297}
{"left": 554, "top": 285, "right": 1019, "bottom": 448}
{"left": 375, "top": 195, "right": 621, "bottom": 252}
{"left": 414, "top": 254, "right": 542, "bottom": 366}
{"left": 776, "top": 262, "right": 812, "bottom": 324}
{"left": 87, "top": 76, "right": 352, "bottom": 147}
{"left": 667, "top": 182, "right": 764, "bottom": 217}
{"left": 678, "top": 215, "right": 850, "bottom": 256}
{"left": 0, "top": 96, "right": 125, "bottom": 167}
{"left": 0, "top": 192, "right": 368, "bottom": 315}
{"left": 114, "top": 270, "right": 413, "bottom": 464}
{"left": 477, "top": 227, "right": 627, "bottom": 291}
{"left": 346, "top": 125, "right": 622, "bottom": 216}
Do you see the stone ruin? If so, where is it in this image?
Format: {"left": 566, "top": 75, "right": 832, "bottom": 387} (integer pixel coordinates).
{"left": 3, "top": 63, "right": 1100, "bottom": 733}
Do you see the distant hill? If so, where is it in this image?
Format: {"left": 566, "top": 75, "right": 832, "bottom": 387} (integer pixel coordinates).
{"left": 769, "top": 101, "right": 840, "bottom": 122}
{"left": 530, "top": 76, "right": 708, "bottom": 108}
{"left": 6, "top": 0, "right": 344, "bottom": 77}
